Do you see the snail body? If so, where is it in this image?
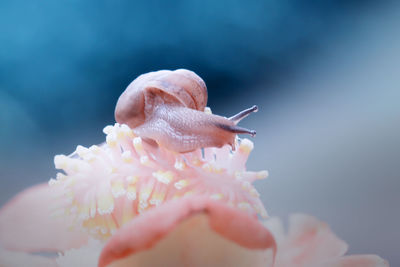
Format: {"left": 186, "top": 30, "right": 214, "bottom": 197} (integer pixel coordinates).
{"left": 115, "top": 69, "right": 257, "bottom": 153}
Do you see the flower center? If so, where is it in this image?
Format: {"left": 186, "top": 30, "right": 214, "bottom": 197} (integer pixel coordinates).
{"left": 49, "top": 123, "right": 268, "bottom": 239}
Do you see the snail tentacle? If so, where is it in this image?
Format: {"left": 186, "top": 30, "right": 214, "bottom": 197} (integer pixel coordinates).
{"left": 228, "top": 105, "right": 258, "bottom": 124}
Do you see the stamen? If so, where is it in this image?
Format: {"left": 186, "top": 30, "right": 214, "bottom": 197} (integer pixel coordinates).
{"left": 174, "top": 159, "right": 186, "bottom": 170}
{"left": 111, "top": 181, "right": 126, "bottom": 198}
{"left": 121, "top": 151, "right": 133, "bottom": 163}
{"left": 174, "top": 179, "right": 189, "bottom": 190}
{"left": 50, "top": 123, "right": 268, "bottom": 239}
{"left": 152, "top": 170, "right": 174, "bottom": 185}
{"left": 238, "top": 138, "right": 254, "bottom": 154}
{"left": 126, "top": 183, "right": 137, "bottom": 201}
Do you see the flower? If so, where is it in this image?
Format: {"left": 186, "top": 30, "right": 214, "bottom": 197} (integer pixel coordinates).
{"left": 0, "top": 188, "right": 387, "bottom": 266}
{"left": 97, "top": 196, "right": 276, "bottom": 267}
{"left": 49, "top": 123, "right": 268, "bottom": 239}
{"left": 0, "top": 183, "right": 87, "bottom": 266}
{"left": 264, "top": 214, "right": 389, "bottom": 267}
{"left": 0, "top": 123, "right": 389, "bottom": 266}
{"left": 0, "top": 186, "right": 275, "bottom": 266}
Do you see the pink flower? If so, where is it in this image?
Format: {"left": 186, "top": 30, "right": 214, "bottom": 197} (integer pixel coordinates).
{"left": 0, "top": 184, "right": 87, "bottom": 266}
{"left": 49, "top": 123, "right": 268, "bottom": 239}
{"left": 97, "top": 196, "right": 276, "bottom": 267}
{"left": 0, "top": 123, "right": 389, "bottom": 266}
{"left": 0, "top": 184, "right": 275, "bottom": 266}
{"left": 0, "top": 186, "right": 388, "bottom": 267}
{"left": 264, "top": 214, "right": 389, "bottom": 267}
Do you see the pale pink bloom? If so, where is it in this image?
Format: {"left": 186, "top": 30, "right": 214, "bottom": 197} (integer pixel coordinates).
{"left": 264, "top": 214, "right": 389, "bottom": 267}
{"left": 95, "top": 197, "right": 388, "bottom": 267}
{"left": 0, "top": 123, "right": 389, "bottom": 266}
{"left": 0, "top": 184, "right": 87, "bottom": 266}
{"left": 0, "top": 186, "right": 275, "bottom": 266}
{"left": 49, "top": 123, "right": 268, "bottom": 239}
{"left": 0, "top": 187, "right": 387, "bottom": 267}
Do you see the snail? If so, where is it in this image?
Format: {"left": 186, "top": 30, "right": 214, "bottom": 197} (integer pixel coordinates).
{"left": 115, "top": 69, "right": 258, "bottom": 153}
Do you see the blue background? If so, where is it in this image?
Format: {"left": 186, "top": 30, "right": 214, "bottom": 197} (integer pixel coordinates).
{"left": 1, "top": 0, "right": 399, "bottom": 264}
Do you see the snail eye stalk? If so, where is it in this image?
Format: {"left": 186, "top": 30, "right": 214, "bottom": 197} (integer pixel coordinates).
{"left": 229, "top": 105, "right": 258, "bottom": 124}
{"left": 216, "top": 124, "right": 256, "bottom": 137}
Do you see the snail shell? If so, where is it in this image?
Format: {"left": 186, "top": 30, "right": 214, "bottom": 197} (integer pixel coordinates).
{"left": 115, "top": 69, "right": 257, "bottom": 153}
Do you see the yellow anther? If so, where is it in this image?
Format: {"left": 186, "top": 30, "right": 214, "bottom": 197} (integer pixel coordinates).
{"left": 133, "top": 137, "right": 144, "bottom": 152}
{"left": 76, "top": 145, "right": 90, "bottom": 157}
{"left": 191, "top": 158, "right": 202, "bottom": 166}
{"left": 174, "top": 159, "right": 186, "bottom": 170}
{"left": 120, "top": 124, "right": 134, "bottom": 138}
{"left": 140, "top": 155, "right": 150, "bottom": 166}
{"left": 78, "top": 203, "right": 90, "bottom": 220}
{"left": 111, "top": 180, "right": 126, "bottom": 197}
{"left": 105, "top": 216, "right": 117, "bottom": 233}
{"left": 121, "top": 151, "right": 133, "bottom": 163}
{"left": 139, "top": 187, "right": 152, "bottom": 202}
{"left": 56, "top": 172, "right": 67, "bottom": 181}
{"left": 153, "top": 170, "right": 174, "bottom": 184}
{"left": 116, "top": 130, "right": 125, "bottom": 140}
{"left": 121, "top": 207, "right": 134, "bottom": 225}
{"left": 202, "top": 163, "right": 223, "bottom": 174}
{"left": 256, "top": 170, "right": 269, "bottom": 179}
{"left": 54, "top": 155, "right": 68, "bottom": 169}
{"left": 241, "top": 181, "right": 251, "bottom": 190}
{"left": 106, "top": 133, "right": 117, "bottom": 147}
{"left": 149, "top": 192, "right": 166, "bottom": 206}
{"left": 126, "top": 184, "right": 137, "bottom": 201}
{"left": 97, "top": 193, "right": 114, "bottom": 215}
{"left": 174, "top": 179, "right": 189, "bottom": 190}
{"left": 103, "top": 125, "right": 114, "bottom": 135}
{"left": 126, "top": 175, "right": 138, "bottom": 183}
{"left": 239, "top": 138, "right": 254, "bottom": 154}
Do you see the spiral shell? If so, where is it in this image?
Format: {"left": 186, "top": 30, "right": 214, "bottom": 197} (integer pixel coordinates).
{"left": 114, "top": 69, "right": 257, "bottom": 153}
{"left": 115, "top": 69, "right": 207, "bottom": 128}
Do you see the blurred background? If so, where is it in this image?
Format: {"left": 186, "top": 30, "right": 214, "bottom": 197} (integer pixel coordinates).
{"left": 1, "top": 0, "right": 399, "bottom": 264}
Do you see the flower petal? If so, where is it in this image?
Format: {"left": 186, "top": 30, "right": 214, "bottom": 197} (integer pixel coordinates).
{"left": 263, "top": 217, "right": 286, "bottom": 244}
{"left": 263, "top": 214, "right": 349, "bottom": 267}
{"left": 98, "top": 196, "right": 276, "bottom": 267}
{"left": 284, "top": 214, "right": 348, "bottom": 265}
{"left": 316, "top": 255, "right": 389, "bottom": 267}
{"left": 0, "top": 184, "right": 88, "bottom": 252}
{"left": 56, "top": 239, "right": 104, "bottom": 267}
{"left": 0, "top": 249, "right": 56, "bottom": 267}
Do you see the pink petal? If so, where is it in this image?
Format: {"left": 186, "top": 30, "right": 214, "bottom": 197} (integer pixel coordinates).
{"left": 264, "top": 214, "right": 349, "bottom": 267}
{"left": 0, "top": 249, "right": 57, "bottom": 267}
{"left": 98, "top": 196, "right": 276, "bottom": 267}
{"left": 263, "top": 217, "right": 286, "bottom": 244}
{"left": 284, "top": 214, "right": 348, "bottom": 264}
{"left": 317, "top": 255, "right": 389, "bottom": 267}
{"left": 0, "top": 183, "right": 88, "bottom": 252}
